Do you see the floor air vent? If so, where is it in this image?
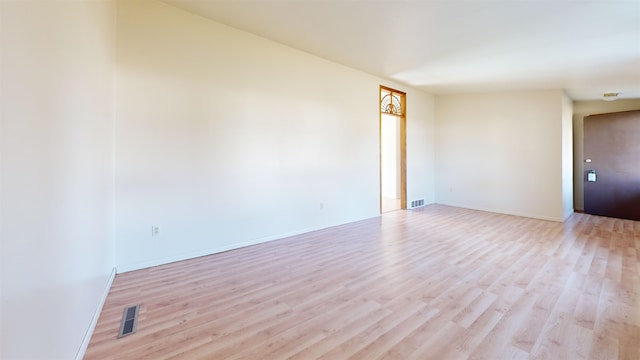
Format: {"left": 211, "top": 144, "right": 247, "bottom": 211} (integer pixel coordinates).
{"left": 118, "top": 304, "right": 140, "bottom": 338}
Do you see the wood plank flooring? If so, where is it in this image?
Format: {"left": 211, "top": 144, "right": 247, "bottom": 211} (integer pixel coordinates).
{"left": 85, "top": 205, "right": 640, "bottom": 359}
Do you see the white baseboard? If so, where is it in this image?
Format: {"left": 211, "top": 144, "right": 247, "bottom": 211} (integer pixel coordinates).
{"left": 435, "top": 202, "right": 566, "bottom": 222}
{"left": 563, "top": 208, "right": 575, "bottom": 221}
{"left": 76, "top": 267, "right": 117, "bottom": 360}
{"left": 117, "top": 225, "right": 338, "bottom": 273}
{"left": 116, "top": 216, "right": 377, "bottom": 273}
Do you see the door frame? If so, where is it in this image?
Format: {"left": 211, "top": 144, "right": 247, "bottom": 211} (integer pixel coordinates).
{"left": 379, "top": 85, "right": 407, "bottom": 213}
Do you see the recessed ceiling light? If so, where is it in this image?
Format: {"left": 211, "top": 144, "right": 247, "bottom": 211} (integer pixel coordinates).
{"left": 603, "top": 92, "right": 619, "bottom": 101}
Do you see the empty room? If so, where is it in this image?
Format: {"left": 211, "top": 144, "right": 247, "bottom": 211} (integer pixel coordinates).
{"left": 1, "top": 0, "right": 640, "bottom": 359}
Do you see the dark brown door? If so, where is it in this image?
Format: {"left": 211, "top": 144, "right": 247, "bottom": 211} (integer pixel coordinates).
{"left": 584, "top": 110, "right": 640, "bottom": 221}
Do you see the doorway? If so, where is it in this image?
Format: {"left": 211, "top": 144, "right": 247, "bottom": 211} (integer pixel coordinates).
{"left": 584, "top": 110, "right": 640, "bottom": 221}
{"left": 380, "top": 86, "right": 406, "bottom": 213}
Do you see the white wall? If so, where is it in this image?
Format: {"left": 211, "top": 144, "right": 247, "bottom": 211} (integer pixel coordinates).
{"left": 380, "top": 114, "right": 400, "bottom": 199}
{"left": 114, "top": 0, "right": 436, "bottom": 271}
{"left": 561, "top": 93, "right": 574, "bottom": 219}
{"left": 0, "top": 1, "right": 116, "bottom": 359}
{"left": 0, "top": 0, "right": 435, "bottom": 355}
{"left": 407, "top": 92, "right": 436, "bottom": 206}
{"left": 434, "top": 90, "right": 568, "bottom": 221}
{"left": 573, "top": 99, "right": 640, "bottom": 211}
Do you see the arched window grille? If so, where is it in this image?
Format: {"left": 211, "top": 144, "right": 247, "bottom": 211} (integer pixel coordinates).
{"left": 380, "top": 89, "right": 404, "bottom": 116}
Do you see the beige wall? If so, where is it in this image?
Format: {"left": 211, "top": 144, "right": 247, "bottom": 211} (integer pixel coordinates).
{"left": 435, "top": 90, "right": 570, "bottom": 221}
{"left": 114, "top": 0, "right": 436, "bottom": 271}
{"left": 1, "top": 1, "right": 116, "bottom": 358}
{"left": 573, "top": 99, "right": 640, "bottom": 211}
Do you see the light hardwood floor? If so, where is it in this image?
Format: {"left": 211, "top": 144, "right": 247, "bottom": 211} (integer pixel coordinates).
{"left": 86, "top": 205, "right": 640, "bottom": 359}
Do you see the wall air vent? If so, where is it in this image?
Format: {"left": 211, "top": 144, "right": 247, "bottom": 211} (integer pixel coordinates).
{"left": 410, "top": 199, "right": 425, "bottom": 208}
{"left": 118, "top": 304, "right": 140, "bottom": 338}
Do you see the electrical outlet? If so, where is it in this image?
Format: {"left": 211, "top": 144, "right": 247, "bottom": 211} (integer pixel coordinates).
{"left": 151, "top": 226, "right": 160, "bottom": 236}
{"left": 320, "top": 202, "right": 324, "bottom": 210}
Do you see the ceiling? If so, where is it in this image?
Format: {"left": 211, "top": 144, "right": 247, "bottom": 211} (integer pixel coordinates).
{"left": 162, "top": 0, "right": 640, "bottom": 101}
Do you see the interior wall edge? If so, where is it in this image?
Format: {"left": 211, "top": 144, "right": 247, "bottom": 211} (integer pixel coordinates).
{"left": 563, "top": 209, "right": 575, "bottom": 222}
{"left": 75, "top": 267, "right": 117, "bottom": 360}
